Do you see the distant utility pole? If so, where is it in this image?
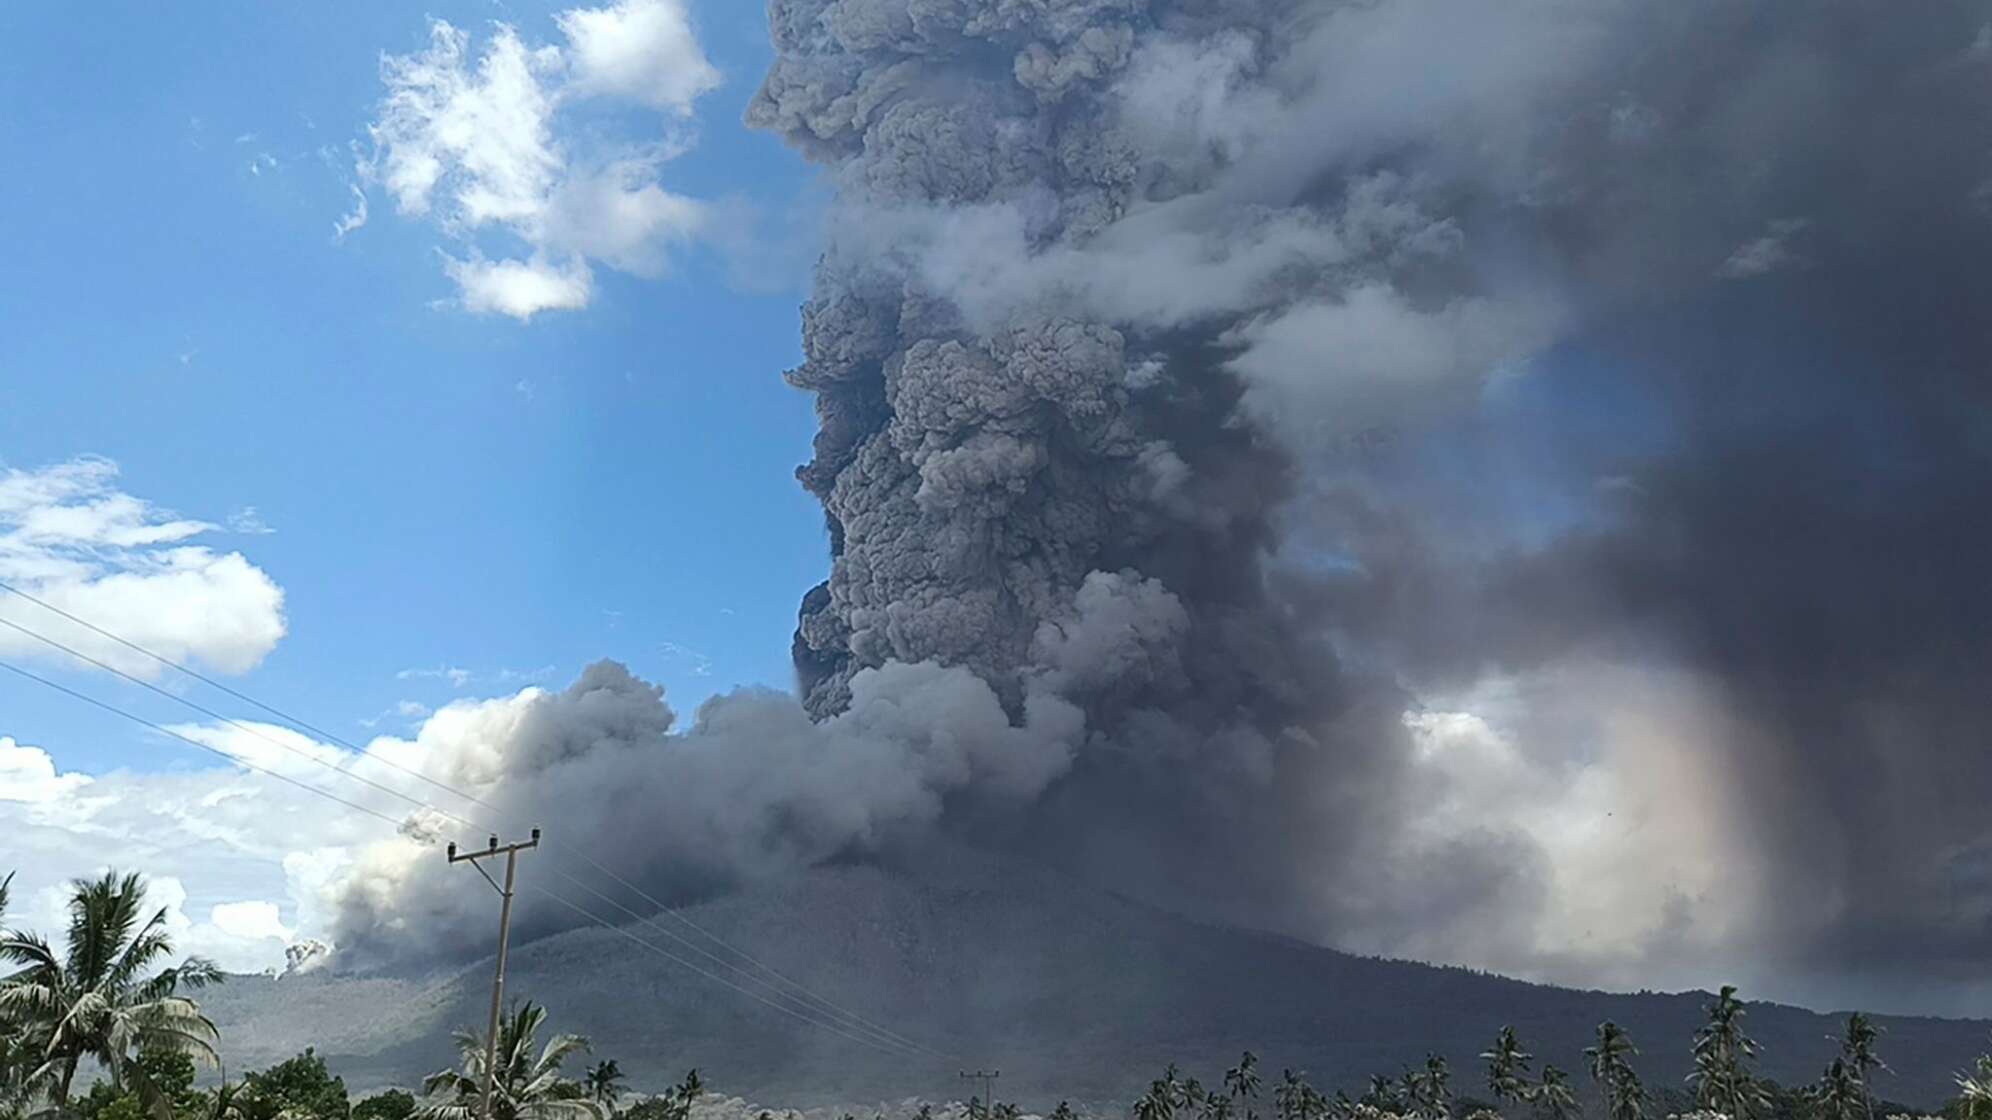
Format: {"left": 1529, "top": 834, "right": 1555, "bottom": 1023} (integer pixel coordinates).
{"left": 449, "top": 828, "right": 541, "bottom": 1120}
{"left": 961, "top": 1070, "right": 1000, "bottom": 1120}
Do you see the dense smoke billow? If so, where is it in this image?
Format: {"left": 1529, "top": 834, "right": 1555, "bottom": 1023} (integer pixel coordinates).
{"left": 329, "top": 0, "right": 1992, "bottom": 1008}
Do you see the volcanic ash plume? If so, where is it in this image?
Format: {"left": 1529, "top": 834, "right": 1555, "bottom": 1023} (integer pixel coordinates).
{"left": 328, "top": 0, "right": 1992, "bottom": 1005}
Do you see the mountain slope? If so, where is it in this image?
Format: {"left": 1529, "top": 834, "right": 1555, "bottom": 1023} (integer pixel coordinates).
{"left": 201, "top": 861, "right": 1990, "bottom": 1108}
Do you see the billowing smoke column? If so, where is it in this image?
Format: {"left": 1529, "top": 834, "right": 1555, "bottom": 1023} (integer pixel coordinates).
{"left": 330, "top": 0, "right": 1992, "bottom": 1007}
{"left": 743, "top": 0, "right": 1992, "bottom": 1003}
{"left": 740, "top": 0, "right": 1512, "bottom": 949}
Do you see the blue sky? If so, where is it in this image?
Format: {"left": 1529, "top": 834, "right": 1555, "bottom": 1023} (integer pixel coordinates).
{"left": 0, "top": 0, "right": 825, "bottom": 774}
{"left": 0, "top": 0, "right": 850, "bottom": 965}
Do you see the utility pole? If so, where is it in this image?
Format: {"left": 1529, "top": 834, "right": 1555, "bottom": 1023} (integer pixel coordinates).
{"left": 449, "top": 828, "right": 541, "bottom": 1120}
{"left": 961, "top": 1070, "right": 1000, "bottom": 1120}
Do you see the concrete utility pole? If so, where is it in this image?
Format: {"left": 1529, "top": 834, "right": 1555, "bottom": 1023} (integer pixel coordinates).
{"left": 961, "top": 1071, "right": 1000, "bottom": 1120}
{"left": 449, "top": 828, "right": 541, "bottom": 1120}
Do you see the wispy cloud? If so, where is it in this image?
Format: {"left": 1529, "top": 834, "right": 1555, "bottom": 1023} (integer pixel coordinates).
{"left": 332, "top": 183, "right": 369, "bottom": 242}
{"left": 658, "top": 640, "right": 711, "bottom": 677}
{"left": 396, "top": 665, "right": 473, "bottom": 687}
{"left": 227, "top": 507, "right": 276, "bottom": 535}
{"left": 395, "top": 664, "right": 553, "bottom": 689}
{"left": 357, "top": 0, "right": 720, "bottom": 320}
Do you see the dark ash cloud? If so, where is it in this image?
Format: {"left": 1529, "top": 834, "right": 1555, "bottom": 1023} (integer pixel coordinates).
{"left": 329, "top": 0, "right": 1992, "bottom": 1011}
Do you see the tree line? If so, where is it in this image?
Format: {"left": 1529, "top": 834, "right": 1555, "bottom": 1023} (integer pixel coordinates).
{"left": 1099, "top": 992, "right": 1930, "bottom": 1120}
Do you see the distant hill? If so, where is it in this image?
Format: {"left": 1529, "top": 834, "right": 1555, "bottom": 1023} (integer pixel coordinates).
{"left": 200, "top": 859, "right": 1990, "bottom": 1110}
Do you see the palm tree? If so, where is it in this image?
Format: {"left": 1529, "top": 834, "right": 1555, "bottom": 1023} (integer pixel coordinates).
{"left": 1689, "top": 986, "right": 1769, "bottom": 1120}
{"left": 1958, "top": 1055, "right": 1992, "bottom": 1120}
{"left": 1812, "top": 1058, "right": 1863, "bottom": 1120}
{"left": 0, "top": 870, "right": 222, "bottom": 1114}
{"left": 1360, "top": 1076, "right": 1402, "bottom": 1114}
{"left": 1837, "top": 1013, "right": 1888, "bottom": 1120}
{"left": 1274, "top": 1071, "right": 1316, "bottom": 1120}
{"left": 417, "top": 1002, "right": 602, "bottom": 1120}
{"left": 1482, "top": 1028, "right": 1534, "bottom": 1109}
{"left": 0, "top": 872, "right": 33, "bottom": 1119}
{"left": 1226, "top": 1054, "right": 1262, "bottom": 1108}
{"left": 1411, "top": 1056, "right": 1451, "bottom": 1120}
{"left": 1529, "top": 1067, "right": 1580, "bottom": 1120}
{"left": 1585, "top": 1022, "right": 1645, "bottom": 1120}
{"left": 584, "top": 1061, "right": 624, "bottom": 1112}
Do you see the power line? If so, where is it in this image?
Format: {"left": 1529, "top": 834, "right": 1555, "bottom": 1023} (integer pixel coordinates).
{"left": 574, "top": 851, "right": 950, "bottom": 1057}
{"left": 535, "top": 846, "right": 951, "bottom": 1059}
{"left": 527, "top": 879, "right": 929, "bottom": 1058}
{"left": 0, "top": 602, "right": 935, "bottom": 1055}
{"left": 0, "top": 586, "right": 948, "bottom": 1059}
{"left": 0, "top": 578, "right": 496, "bottom": 811}
{"left": 0, "top": 655, "right": 934, "bottom": 1059}
{"left": 0, "top": 658, "right": 404, "bottom": 827}
{"left": 0, "top": 614, "right": 478, "bottom": 826}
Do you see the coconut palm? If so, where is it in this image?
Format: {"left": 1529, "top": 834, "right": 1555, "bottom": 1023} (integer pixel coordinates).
{"left": 1482, "top": 1028, "right": 1534, "bottom": 1109}
{"left": 1529, "top": 1067, "right": 1580, "bottom": 1120}
{"left": 1813, "top": 1058, "right": 1863, "bottom": 1120}
{"left": 1956, "top": 1055, "right": 1992, "bottom": 1120}
{"left": 1689, "top": 986, "right": 1769, "bottom": 1120}
{"left": 1275, "top": 1071, "right": 1319, "bottom": 1120}
{"left": 0, "top": 870, "right": 222, "bottom": 1115}
{"left": 1226, "top": 1054, "right": 1262, "bottom": 1107}
{"left": 1837, "top": 1013, "right": 1889, "bottom": 1120}
{"left": 0, "top": 872, "right": 33, "bottom": 1118}
{"left": 1411, "top": 1056, "right": 1451, "bottom": 1120}
{"left": 1360, "top": 1076, "right": 1402, "bottom": 1114}
{"left": 417, "top": 1002, "right": 601, "bottom": 1120}
{"left": 583, "top": 1062, "right": 624, "bottom": 1112}
{"left": 1585, "top": 1022, "right": 1645, "bottom": 1120}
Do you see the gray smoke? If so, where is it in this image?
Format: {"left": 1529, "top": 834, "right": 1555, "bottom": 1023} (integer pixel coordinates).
{"left": 330, "top": 0, "right": 1992, "bottom": 1008}
{"left": 744, "top": 0, "right": 1992, "bottom": 1005}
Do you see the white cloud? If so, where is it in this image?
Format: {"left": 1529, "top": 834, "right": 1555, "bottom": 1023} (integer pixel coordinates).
{"left": 557, "top": 0, "right": 720, "bottom": 112}
{"left": 0, "top": 704, "right": 478, "bottom": 973}
{"left": 361, "top": 5, "right": 717, "bottom": 319}
{"left": 0, "top": 737, "right": 91, "bottom": 802}
{"left": 0, "top": 743, "right": 368, "bottom": 974}
{"left": 446, "top": 254, "right": 593, "bottom": 320}
{"left": 210, "top": 899, "right": 294, "bottom": 944}
{"left": 0, "top": 457, "right": 286, "bottom": 678}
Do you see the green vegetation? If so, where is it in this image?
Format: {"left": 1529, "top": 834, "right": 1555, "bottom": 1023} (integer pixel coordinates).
{"left": 356, "top": 1090, "right": 418, "bottom": 1120}
{"left": 415, "top": 1002, "right": 601, "bottom": 1120}
{"left": 0, "top": 871, "right": 222, "bottom": 1117}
